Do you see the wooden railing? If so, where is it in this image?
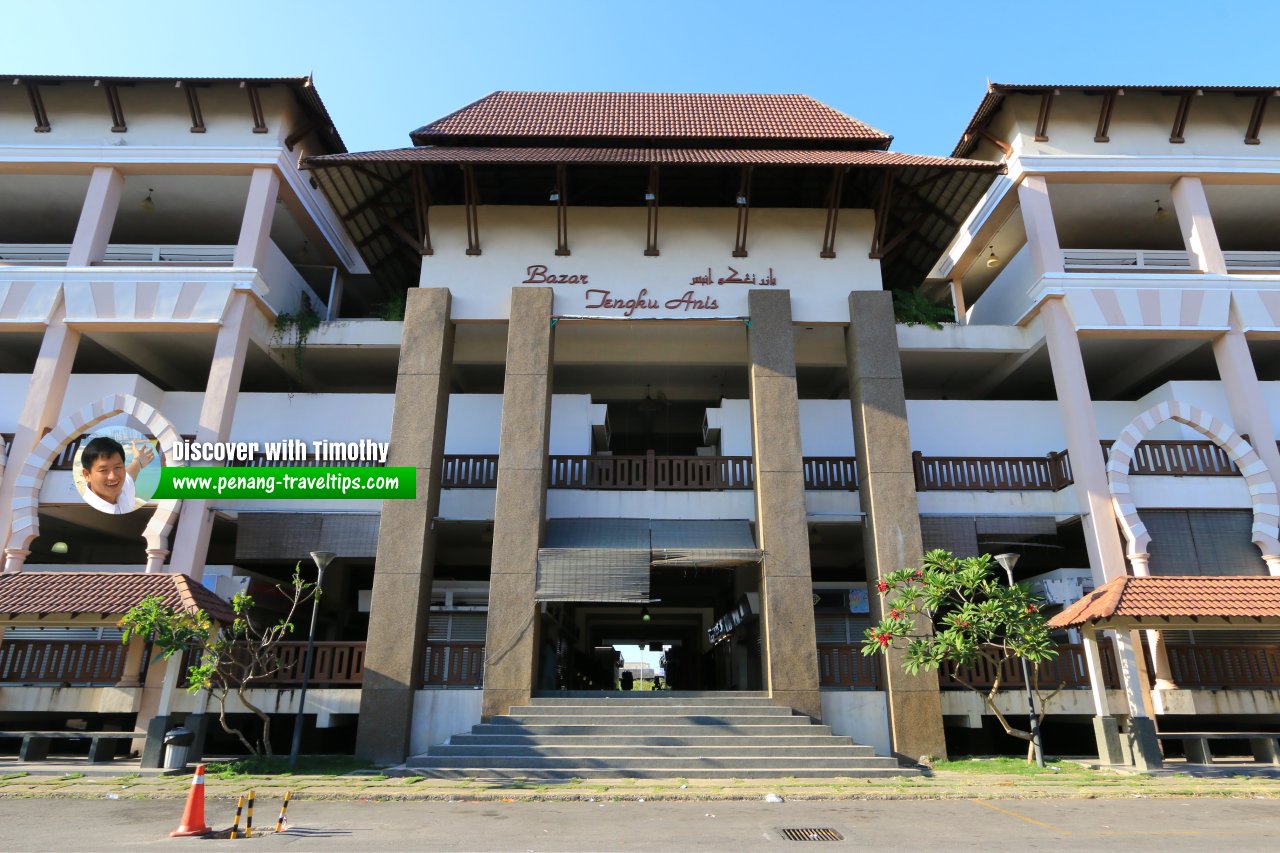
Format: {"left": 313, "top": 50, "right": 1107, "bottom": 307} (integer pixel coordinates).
{"left": 1166, "top": 645, "right": 1280, "bottom": 689}
{"left": 817, "top": 644, "right": 881, "bottom": 688}
{"left": 941, "top": 643, "right": 1122, "bottom": 690}
{"left": 547, "top": 452, "right": 756, "bottom": 490}
{"left": 0, "top": 640, "right": 127, "bottom": 684}
{"left": 803, "top": 457, "right": 859, "bottom": 491}
{"left": 441, "top": 454, "right": 499, "bottom": 488}
{"left": 423, "top": 642, "right": 484, "bottom": 686}
{"left": 1101, "top": 439, "right": 1238, "bottom": 477}
{"left": 913, "top": 450, "right": 1071, "bottom": 492}
{"left": 264, "top": 642, "right": 365, "bottom": 686}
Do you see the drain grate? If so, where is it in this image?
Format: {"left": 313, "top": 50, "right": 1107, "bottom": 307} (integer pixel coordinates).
{"left": 779, "top": 828, "right": 844, "bottom": 842}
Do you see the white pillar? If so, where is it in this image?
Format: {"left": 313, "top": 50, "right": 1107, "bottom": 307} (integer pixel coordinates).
{"left": 1041, "top": 296, "right": 1130, "bottom": 584}
{"left": 167, "top": 293, "right": 255, "bottom": 579}
{"left": 0, "top": 299, "right": 80, "bottom": 566}
{"left": 233, "top": 168, "right": 281, "bottom": 268}
{"left": 67, "top": 167, "right": 124, "bottom": 267}
{"left": 1080, "top": 628, "right": 1111, "bottom": 717}
{"left": 1017, "top": 175, "right": 1064, "bottom": 278}
{"left": 1114, "top": 631, "right": 1150, "bottom": 719}
{"left": 1170, "top": 176, "right": 1227, "bottom": 275}
{"left": 1265, "top": 555, "right": 1280, "bottom": 577}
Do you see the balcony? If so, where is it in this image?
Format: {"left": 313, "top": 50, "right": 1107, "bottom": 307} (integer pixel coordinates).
{"left": 1062, "top": 249, "right": 1280, "bottom": 274}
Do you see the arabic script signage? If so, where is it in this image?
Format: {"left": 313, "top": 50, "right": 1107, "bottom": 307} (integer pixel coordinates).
{"left": 521, "top": 264, "right": 779, "bottom": 317}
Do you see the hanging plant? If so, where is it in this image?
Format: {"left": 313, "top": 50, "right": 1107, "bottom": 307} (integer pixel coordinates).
{"left": 273, "top": 292, "right": 322, "bottom": 373}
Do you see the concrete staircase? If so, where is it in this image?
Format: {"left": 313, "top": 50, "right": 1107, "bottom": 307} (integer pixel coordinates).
{"left": 401, "top": 692, "right": 917, "bottom": 779}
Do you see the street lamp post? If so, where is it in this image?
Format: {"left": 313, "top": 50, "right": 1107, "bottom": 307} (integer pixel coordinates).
{"left": 288, "top": 550, "right": 336, "bottom": 769}
{"left": 993, "top": 552, "right": 1045, "bottom": 768}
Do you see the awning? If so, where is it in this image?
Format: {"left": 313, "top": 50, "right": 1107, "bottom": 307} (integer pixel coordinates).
{"left": 0, "top": 571, "right": 235, "bottom": 625}
{"left": 1047, "top": 575, "right": 1280, "bottom": 631}
{"left": 536, "top": 518, "right": 762, "bottom": 602}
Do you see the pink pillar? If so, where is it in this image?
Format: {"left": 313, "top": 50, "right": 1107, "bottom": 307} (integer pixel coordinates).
{"left": 1214, "top": 307, "right": 1280, "bottom": 495}
{"left": 1017, "top": 175, "right": 1064, "bottom": 278}
{"left": 1170, "top": 177, "right": 1227, "bottom": 275}
{"left": 1040, "top": 295, "right": 1130, "bottom": 584}
{"left": 167, "top": 293, "right": 255, "bottom": 579}
{"left": 0, "top": 300, "right": 81, "bottom": 570}
{"left": 67, "top": 167, "right": 124, "bottom": 266}
{"left": 233, "top": 168, "right": 281, "bottom": 268}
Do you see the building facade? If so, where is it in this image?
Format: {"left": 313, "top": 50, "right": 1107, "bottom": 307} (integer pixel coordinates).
{"left": 1, "top": 80, "right": 1278, "bottom": 771}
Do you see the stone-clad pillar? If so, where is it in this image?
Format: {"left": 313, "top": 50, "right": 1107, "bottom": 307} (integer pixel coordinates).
{"left": 748, "top": 290, "right": 821, "bottom": 720}
{"left": 482, "top": 288, "right": 554, "bottom": 719}
{"left": 846, "top": 290, "right": 947, "bottom": 761}
{"left": 355, "top": 288, "right": 454, "bottom": 763}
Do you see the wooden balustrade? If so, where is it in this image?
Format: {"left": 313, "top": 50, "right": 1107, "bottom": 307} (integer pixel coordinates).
{"left": 441, "top": 454, "right": 499, "bottom": 487}
{"left": 423, "top": 642, "right": 484, "bottom": 686}
{"left": 912, "top": 451, "right": 1070, "bottom": 492}
{"left": 1100, "top": 439, "right": 1238, "bottom": 477}
{"left": 1165, "top": 645, "right": 1280, "bottom": 689}
{"left": 546, "top": 452, "right": 755, "bottom": 490}
{"left": 803, "top": 457, "right": 859, "bottom": 491}
{"left": 0, "top": 640, "right": 127, "bottom": 684}
{"left": 817, "top": 644, "right": 881, "bottom": 688}
{"left": 941, "top": 643, "right": 1121, "bottom": 690}
{"left": 266, "top": 641, "right": 365, "bottom": 686}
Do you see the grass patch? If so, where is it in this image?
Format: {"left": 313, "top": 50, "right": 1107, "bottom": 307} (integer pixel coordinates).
{"left": 932, "top": 757, "right": 1084, "bottom": 776}
{"left": 62, "top": 772, "right": 85, "bottom": 780}
{"left": 203, "top": 755, "right": 376, "bottom": 779}
{"left": 0, "top": 772, "right": 28, "bottom": 781}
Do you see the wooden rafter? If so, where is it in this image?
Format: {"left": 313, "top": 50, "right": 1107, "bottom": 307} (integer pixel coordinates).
{"left": 1245, "top": 93, "right": 1269, "bottom": 145}
{"left": 878, "top": 209, "right": 930, "bottom": 263}
{"left": 554, "top": 163, "right": 570, "bottom": 257}
{"left": 285, "top": 122, "right": 315, "bottom": 151}
{"left": 374, "top": 209, "right": 426, "bottom": 268}
{"left": 100, "top": 81, "right": 127, "bottom": 132}
{"left": 242, "top": 82, "right": 268, "bottom": 134}
{"left": 820, "top": 167, "right": 845, "bottom": 259}
{"left": 1094, "top": 90, "right": 1117, "bottom": 143}
{"left": 462, "top": 164, "right": 481, "bottom": 256}
{"left": 1170, "top": 92, "right": 1193, "bottom": 143}
{"left": 972, "top": 128, "right": 1013, "bottom": 158}
{"left": 869, "top": 170, "right": 895, "bottom": 259}
{"left": 1034, "top": 91, "right": 1055, "bottom": 142}
{"left": 732, "top": 166, "right": 753, "bottom": 258}
{"left": 412, "top": 167, "right": 434, "bottom": 256}
{"left": 179, "top": 81, "right": 206, "bottom": 133}
{"left": 644, "top": 164, "right": 660, "bottom": 257}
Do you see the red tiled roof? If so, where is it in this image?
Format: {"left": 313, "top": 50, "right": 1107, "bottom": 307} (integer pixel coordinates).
{"left": 307, "top": 146, "right": 1000, "bottom": 171}
{"left": 411, "top": 92, "right": 891, "bottom": 146}
{"left": 0, "top": 572, "right": 235, "bottom": 623}
{"left": 1048, "top": 576, "right": 1280, "bottom": 628}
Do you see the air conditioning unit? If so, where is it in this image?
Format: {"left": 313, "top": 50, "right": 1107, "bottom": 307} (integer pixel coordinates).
{"left": 1022, "top": 569, "right": 1095, "bottom": 606}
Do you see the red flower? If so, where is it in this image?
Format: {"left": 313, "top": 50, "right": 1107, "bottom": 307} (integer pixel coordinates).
{"left": 876, "top": 580, "right": 890, "bottom": 594}
{"left": 914, "top": 570, "right": 924, "bottom": 579}
{"left": 1026, "top": 605, "right": 1039, "bottom": 614}
{"left": 876, "top": 632, "right": 892, "bottom": 648}
{"left": 890, "top": 608, "right": 902, "bottom": 619}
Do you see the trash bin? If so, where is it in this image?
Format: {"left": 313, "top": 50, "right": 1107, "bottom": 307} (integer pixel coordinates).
{"left": 163, "top": 726, "right": 195, "bottom": 770}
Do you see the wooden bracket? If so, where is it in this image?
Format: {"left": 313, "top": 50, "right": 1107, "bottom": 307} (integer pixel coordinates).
{"left": 101, "top": 82, "right": 127, "bottom": 132}
{"left": 25, "top": 82, "right": 50, "bottom": 133}
{"left": 1034, "top": 91, "right": 1055, "bottom": 142}
{"left": 732, "top": 166, "right": 753, "bottom": 258}
{"left": 644, "top": 165, "right": 660, "bottom": 257}
{"left": 243, "top": 82, "right": 268, "bottom": 134}
{"left": 412, "top": 167, "right": 434, "bottom": 256}
{"left": 973, "top": 128, "right": 1013, "bottom": 158}
{"left": 1245, "top": 93, "right": 1269, "bottom": 145}
{"left": 1094, "top": 90, "right": 1117, "bottom": 143}
{"left": 869, "top": 171, "right": 895, "bottom": 259}
{"left": 178, "top": 81, "right": 206, "bottom": 133}
{"left": 554, "top": 163, "right": 569, "bottom": 256}
{"left": 1170, "top": 92, "right": 1193, "bottom": 143}
{"left": 820, "top": 167, "right": 846, "bottom": 258}
{"left": 462, "top": 165, "right": 481, "bottom": 256}
{"left": 285, "top": 122, "right": 316, "bottom": 151}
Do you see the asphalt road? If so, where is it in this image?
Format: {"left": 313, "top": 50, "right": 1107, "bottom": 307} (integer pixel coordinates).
{"left": 0, "top": 797, "right": 1277, "bottom": 851}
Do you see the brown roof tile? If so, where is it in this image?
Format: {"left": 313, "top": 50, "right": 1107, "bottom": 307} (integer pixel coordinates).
{"left": 411, "top": 92, "right": 891, "bottom": 146}
{"left": 307, "top": 146, "right": 1000, "bottom": 171}
{"left": 1047, "top": 575, "right": 1280, "bottom": 628}
{"left": 0, "top": 572, "right": 235, "bottom": 624}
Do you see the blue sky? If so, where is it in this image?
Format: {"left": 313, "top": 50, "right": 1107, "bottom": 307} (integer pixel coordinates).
{"left": 6, "top": 1, "right": 1278, "bottom": 156}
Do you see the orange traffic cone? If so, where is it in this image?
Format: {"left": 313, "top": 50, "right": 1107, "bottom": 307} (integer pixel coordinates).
{"left": 169, "top": 763, "right": 212, "bottom": 837}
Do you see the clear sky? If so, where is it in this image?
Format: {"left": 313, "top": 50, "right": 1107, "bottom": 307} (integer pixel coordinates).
{"left": 6, "top": 0, "right": 1278, "bottom": 157}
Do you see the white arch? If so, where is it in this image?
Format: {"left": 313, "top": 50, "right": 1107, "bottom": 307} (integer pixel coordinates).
{"left": 4, "top": 393, "right": 185, "bottom": 572}
{"left": 1107, "top": 400, "right": 1280, "bottom": 569}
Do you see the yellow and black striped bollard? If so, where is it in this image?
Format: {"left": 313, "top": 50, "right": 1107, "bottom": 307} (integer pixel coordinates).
{"left": 275, "top": 790, "right": 292, "bottom": 833}
{"left": 229, "top": 794, "right": 245, "bottom": 840}
{"left": 245, "top": 789, "right": 255, "bottom": 838}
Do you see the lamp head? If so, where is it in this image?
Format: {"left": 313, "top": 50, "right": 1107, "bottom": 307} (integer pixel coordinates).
{"left": 993, "top": 552, "right": 1020, "bottom": 574}
{"left": 641, "top": 606, "right": 651, "bottom": 622}
{"left": 310, "top": 550, "right": 337, "bottom": 572}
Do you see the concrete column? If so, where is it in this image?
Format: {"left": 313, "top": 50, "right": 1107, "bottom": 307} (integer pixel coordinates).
{"left": 115, "top": 636, "right": 147, "bottom": 688}
{"left": 747, "top": 290, "right": 821, "bottom": 720}
{"left": 1081, "top": 628, "right": 1125, "bottom": 764}
{"left": 846, "top": 290, "right": 947, "bottom": 761}
{"left": 1170, "top": 176, "right": 1227, "bottom": 275}
{"left": 0, "top": 299, "right": 80, "bottom": 566}
{"left": 1040, "top": 295, "right": 1130, "bottom": 584}
{"left": 355, "top": 288, "right": 454, "bottom": 765}
{"left": 1017, "top": 175, "right": 1064, "bottom": 278}
{"left": 167, "top": 292, "right": 255, "bottom": 579}
{"left": 1213, "top": 305, "right": 1280, "bottom": 495}
{"left": 482, "top": 288, "right": 554, "bottom": 720}
{"left": 136, "top": 655, "right": 183, "bottom": 765}
{"left": 1114, "top": 629, "right": 1163, "bottom": 770}
{"left": 233, "top": 168, "right": 281, "bottom": 268}
{"left": 67, "top": 167, "right": 124, "bottom": 266}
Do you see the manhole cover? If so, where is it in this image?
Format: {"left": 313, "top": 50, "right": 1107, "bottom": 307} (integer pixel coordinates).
{"left": 778, "top": 828, "right": 844, "bottom": 842}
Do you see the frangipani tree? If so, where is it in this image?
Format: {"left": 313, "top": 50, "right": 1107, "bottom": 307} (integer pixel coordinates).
{"left": 861, "top": 549, "right": 1060, "bottom": 759}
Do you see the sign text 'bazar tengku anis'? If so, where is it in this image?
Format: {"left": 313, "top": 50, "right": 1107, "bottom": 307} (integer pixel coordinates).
{"left": 522, "top": 264, "right": 778, "bottom": 317}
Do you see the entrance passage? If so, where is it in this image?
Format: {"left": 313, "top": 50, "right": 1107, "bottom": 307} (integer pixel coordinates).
{"left": 536, "top": 562, "right": 762, "bottom": 692}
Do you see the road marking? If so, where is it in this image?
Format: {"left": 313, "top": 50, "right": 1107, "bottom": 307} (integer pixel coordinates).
{"left": 972, "top": 800, "right": 1072, "bottom": 835}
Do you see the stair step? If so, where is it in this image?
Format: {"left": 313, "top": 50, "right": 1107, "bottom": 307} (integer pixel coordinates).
{"left": 488, "top": 714, "right": 812, "bottom": 726}
{"left": 428, "top": 745, "right": 878, "bottom": 758}
{"left": 508, "top": 704, "right": 796, "bottom": 717}
{"left": 410, "top": 755, "right": 902, "bottom": 770}
{"left": 473, "top": 724, "right": 836, "bottom": 737}
{"left": 397, "top": 767, "right": 919, "bottom": 780}
{"left": 533, "top": 691, "right": 770, "bottom": 700}
{"left": 447, "top": 734, "right": 859, "bottom": 748}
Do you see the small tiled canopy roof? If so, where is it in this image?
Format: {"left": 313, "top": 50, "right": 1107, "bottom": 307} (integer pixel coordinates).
{"left": 412, "top": 92, "right": 892, "bottom": 147}
{"left": 1048, "top": 576, "right": 1280, "bottom": 628}
{"left": 0, "top": 572, "right": 235, "bottom": 624}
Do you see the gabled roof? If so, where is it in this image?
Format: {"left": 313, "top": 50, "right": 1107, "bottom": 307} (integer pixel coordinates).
{"left": 1048, "top": 575, "right": 1280, "bottom": 628}
{"left": 411, "top": 92, "right": 892, "bottom": 149}
{"left": 0, "top": 571, "right": 235, "bottom": 624}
